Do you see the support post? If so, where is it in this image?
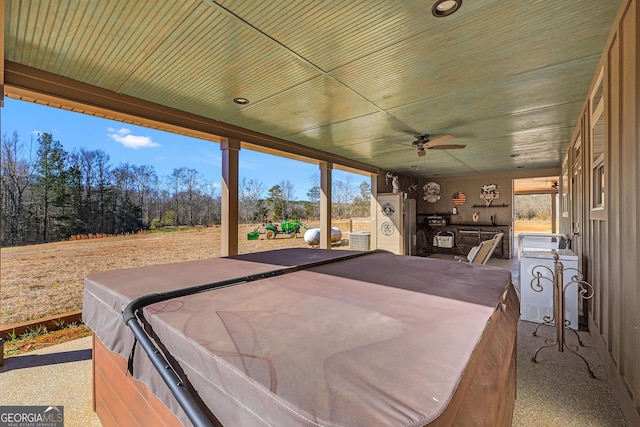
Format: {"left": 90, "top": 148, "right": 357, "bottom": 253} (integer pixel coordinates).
{"left": 369, "top": 173, "right": 378, "bottom": 250}
{"left": 551, "top": 193, "right": 557, "bottom": 234}
{"left": 0, "top": 0, "right": 4, "bottom": 108}
{"left": 221, "top": 138, "right": 240, "bottom": 256}
{"left": 319, "top": 162, "right": 333, "bottom": 249}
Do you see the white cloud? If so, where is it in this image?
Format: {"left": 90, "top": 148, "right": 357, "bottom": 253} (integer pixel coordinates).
{"left": 107, "top": 127, "right": 160, "bottom": 149}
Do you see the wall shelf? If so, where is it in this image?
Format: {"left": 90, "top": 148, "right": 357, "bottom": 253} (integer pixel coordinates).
{"left": 471, "top": 204, "right": 510, "bottom": 208}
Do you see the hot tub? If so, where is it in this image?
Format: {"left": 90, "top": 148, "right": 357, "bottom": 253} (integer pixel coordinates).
{"left": 83, "top": 248, "right": 517, "bottom": 427}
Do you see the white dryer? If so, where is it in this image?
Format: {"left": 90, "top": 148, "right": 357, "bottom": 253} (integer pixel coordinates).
{"left": 520, "top": 249, "right": 579, "bottom": 330}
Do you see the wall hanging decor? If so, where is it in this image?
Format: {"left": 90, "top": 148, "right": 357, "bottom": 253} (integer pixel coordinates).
{"left": 385, "top": 172, "right": 401, "bottom": 193}
{"left": 423, "top": 182, "right": 441, "bottom": 202}
{"left": 452, "top": 191, "right": 466, "bottom": 205}
{"left": 480, "top": 183, "right": 500, "bottom": 206}
{"left": 380, "top": 221, "right": 395, "bottom": 236}
{"left": 381, "top": 202, "right": 395, "bottom": 217}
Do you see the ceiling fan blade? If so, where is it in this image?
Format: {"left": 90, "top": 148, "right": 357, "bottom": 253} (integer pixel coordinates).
{"left": 423, "top": 134, "right": 454, "bottom": 148}
{"left": 428, "top": 144, "right": 467, "bottom": 150}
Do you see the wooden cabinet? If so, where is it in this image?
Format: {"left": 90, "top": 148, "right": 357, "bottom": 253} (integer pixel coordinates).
{"left": 419, "top": 225, "right": 512, "bottom": 259}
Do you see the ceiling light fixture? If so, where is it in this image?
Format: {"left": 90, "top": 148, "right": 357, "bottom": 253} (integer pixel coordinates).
{"left": 431, "top": 0, "right": 462, "bottom": 17}
{"left": 233, "top": 97, "right": 249, "bottom": 105}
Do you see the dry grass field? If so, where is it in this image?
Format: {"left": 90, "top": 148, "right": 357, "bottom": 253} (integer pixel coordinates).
{"left": 1, "top": 220, "right": 353, "bottom": 326}
{"left": 514, "top": 219, "right": 553, "bottom": 234}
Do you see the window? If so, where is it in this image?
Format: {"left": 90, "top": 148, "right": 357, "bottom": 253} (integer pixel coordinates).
{"left": 590, "top": 68, "right": 605, "bottom": 211}
{"left": 593, "top": 163, "right": 605, "bottom": 208}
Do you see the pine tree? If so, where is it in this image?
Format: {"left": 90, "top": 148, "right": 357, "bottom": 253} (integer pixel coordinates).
{"left": 33, "top": 133, "right": 68, "bottom": 242}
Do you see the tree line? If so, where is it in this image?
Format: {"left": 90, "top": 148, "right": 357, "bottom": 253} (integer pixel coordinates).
{"left": 514, "top": 194, "right": 554, "bottom": 221}
{"left": 1, "top": 131, "right": 370, "bottom": 247}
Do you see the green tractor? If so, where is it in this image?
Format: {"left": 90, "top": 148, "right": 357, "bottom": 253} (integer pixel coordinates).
{"left": 264, "top": 219, "right": 306, "bottom": 239}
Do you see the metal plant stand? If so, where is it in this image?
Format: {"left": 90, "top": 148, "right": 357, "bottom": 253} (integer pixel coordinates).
{"left": 529, "top": 252, "right": 595, "bottom": 378}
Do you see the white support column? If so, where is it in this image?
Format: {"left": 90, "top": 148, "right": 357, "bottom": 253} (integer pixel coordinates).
{"left": 221, "top": 138, "right": 240, "bottom": 256}
{"left": 551, "top": 193, "right": 558, "bottom": 234}
{"left": 369, "top": 173, "right": 378, "bottom": 250}
{"left": 319, "top": 162, "right": 333, "bottom": 249}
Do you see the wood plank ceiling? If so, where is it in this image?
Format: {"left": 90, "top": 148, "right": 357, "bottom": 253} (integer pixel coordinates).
{"left": 2, "top": 0, "right": 623, "bottom": 178}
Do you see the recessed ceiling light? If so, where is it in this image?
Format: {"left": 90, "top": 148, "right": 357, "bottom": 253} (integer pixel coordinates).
{"left": 233, "top": 97, "right": 249, "bottom": 105}
{"left": 431, "top": 0, "right": 462, "bottom": 17}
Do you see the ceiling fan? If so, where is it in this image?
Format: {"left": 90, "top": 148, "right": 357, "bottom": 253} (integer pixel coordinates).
{"left": 412, "top": 134, "right": 466, "bottom": 156}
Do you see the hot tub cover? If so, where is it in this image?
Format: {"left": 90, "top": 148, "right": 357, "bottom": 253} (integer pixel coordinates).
{"left": 84, "top": 248, "right": 514, "bottom": 426}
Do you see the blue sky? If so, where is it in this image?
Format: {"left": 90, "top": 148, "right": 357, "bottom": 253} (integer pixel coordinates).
{"left": 1, "top": 98, "right": 367, "bottom": 200}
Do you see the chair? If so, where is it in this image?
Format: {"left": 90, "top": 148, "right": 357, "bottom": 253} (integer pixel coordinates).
{"left": 455, "top": 232, "right": 504, "bottom": 265}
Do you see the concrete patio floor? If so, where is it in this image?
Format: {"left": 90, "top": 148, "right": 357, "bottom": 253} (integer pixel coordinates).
{"left": 0, "top": 335, "right": 101, "bottom": 427}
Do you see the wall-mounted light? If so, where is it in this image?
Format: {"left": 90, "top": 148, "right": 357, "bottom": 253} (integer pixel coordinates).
{"left": 431, "top": 0, "right": 462, "bottom": 17}
{"left": 233, "top": 97, "right": 250, "bottom": 105}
